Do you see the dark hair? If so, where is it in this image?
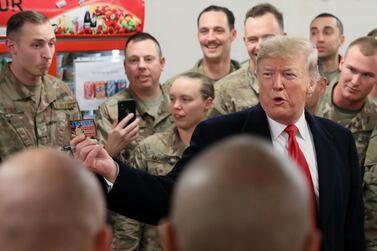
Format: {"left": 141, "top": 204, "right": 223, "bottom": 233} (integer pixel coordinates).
{"left": 311, "top": 13, "right": 344, "bottom": 34}
{"left": 6, "top": 10, "right": 49, "bottom": 39}
{"left": 244, "top": 3, "right": 284, "bottom": 31}
{"left": 348, "top": 36, "right": 377, "bottom": 57}
{"left": 367, "top": 28, "right": 377, "bottom": 37}
{"left": 124, "top": 32, "right": 162, "bottom": 57}
{"left": 175, "top": 72, "right": 215, "bottom": 100}
{"left": 197, "top": 5, "right": 235, "bottom": 30}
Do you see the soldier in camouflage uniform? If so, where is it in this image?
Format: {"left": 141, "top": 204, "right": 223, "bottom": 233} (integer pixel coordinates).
{"left": 365, "top": 126, "right": 377, "bottom": 250}
{"left": 126, "top": 128, "right": 186, "bottom": 251}
{"left": 96, "top": 87, "right": 173, "bottom": 161}
{"left": 163, "top": 5, "right": 240, "bottom": 91}
{"left": 124, "top": 72, "right": 214, "bottom": 251}
{"left": 315, "top": 36, "right": 377, "bottom": 250}
{"left": 309, "top": 13, "right": 344, "bottom": 84}
{"left": 208, "top": 3, "right": 284, "bottom": 117}
{"left": 0, "top": 11, "right": 81, "bottom": 162}
{"left": 95, "top": 32, "right": 174, "bottom": 251}
{"left": 208, "top": 62, "right": 259, "bottom": 117}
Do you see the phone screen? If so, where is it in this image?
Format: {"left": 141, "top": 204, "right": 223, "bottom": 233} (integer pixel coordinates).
{"left": 117, "top": 99, "right": 136, "bottom": 125}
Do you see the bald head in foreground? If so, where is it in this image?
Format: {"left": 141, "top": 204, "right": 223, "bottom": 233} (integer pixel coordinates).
{"left": 160, "top": 136, "right": 320, "bottom": 251}
{"left": 0, "top": 148, "right": 111, "bottom": 251}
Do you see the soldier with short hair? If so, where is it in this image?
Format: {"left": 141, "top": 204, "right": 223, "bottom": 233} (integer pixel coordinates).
{"left": 0, "top": 10, "right": 81, "bottom": 161}
{"left": 163, "top": 5, "right": 240, "bottom": 91}
{"left": 96, "top": 32, "right": 174, "bottom": 161}
{"left": 122, "top": 72, "right": 214, "bottom": 251}
{"left": 316, "top": 36, "right": 377, "bottom": 167}
{"left": 209, "top": 3, "right": 285, "bottom": 117}
{"left": 95, "top": 32, "right": 174, "bottom": 250}
{"left": 310, "top": 13, "right": 345, "bottom": 84}
{"left": 315, "top": 36, "right": 377, "bottom": 250}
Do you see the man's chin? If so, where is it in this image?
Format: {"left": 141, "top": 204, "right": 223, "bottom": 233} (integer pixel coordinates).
{"left": 38, "top": 68, "right": 50, "bottom": 76}
{"left": 204, "top": 55, "right": 222, "bottom": 64}
{"left": 38, "top": 71, "right": 48, "bottom": 76}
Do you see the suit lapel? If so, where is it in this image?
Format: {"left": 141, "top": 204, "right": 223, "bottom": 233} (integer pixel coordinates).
{"left": 241, "top": 104, "right": 272, "bottom": 141}
{"left": 305, "top": 112, "right": 337, "bottom": 227}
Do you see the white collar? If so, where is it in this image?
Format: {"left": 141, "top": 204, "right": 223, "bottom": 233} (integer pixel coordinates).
{"left": 267, "top": 111, "right": 309, "bottom": 140}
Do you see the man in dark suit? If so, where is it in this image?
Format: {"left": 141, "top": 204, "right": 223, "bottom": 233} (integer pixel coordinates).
{"left": 72, "top": 36, "right": 365, "bottom": 251}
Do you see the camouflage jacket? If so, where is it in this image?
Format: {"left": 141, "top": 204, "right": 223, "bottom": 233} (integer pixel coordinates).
{"left": 0, "top": 64, "right": 81, "bottom": 162}
{"left": 96, "top": 86, "right": 174, "bottom": 162}
{"left": 131, "top": 127, "right": 187, "bottom": 173}
{"left": 163, "top": 58, "right": 241, "bottom": 92}
{"left": 208, "top": 62, "right": 259, "bottom": 117}
{"left": 316, "top": 80, "right": 377, "bottom": 167}
{"left": 316, "top": 80, "right": 377, "bottom": 250}
{"left": 98, "top": 87, "right": 174, "bottom": 250}
{"left": 364, "top": 126, "right": 377, "bottom": 251}
{"left": 365, "top": 127, "right": 377, "bottom": 167}
{"left": 112, "top": 128, "right": 187, "bottom": 251}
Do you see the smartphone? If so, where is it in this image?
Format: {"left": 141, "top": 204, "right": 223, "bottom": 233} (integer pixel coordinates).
{"left": 118, "top": 99, "right": 136, "bottom": 126}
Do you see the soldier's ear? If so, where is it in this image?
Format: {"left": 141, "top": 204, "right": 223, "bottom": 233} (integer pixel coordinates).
{"left": 230, "top": 28, "right": 237, "bottom": 42}
{"left": 339, "top": 57, "right": 345, "bottom": 72}
{"left": 339, "top": 34, "right": 345, "bottom": 47}
{"left": 204, "top": 97, "right": 213, "bottom": 112}
{"left": 5, "top": 39, "right": 16, "bottom": 54}
{"left": 159, "top": 56, "right": 166, "bottom": 71}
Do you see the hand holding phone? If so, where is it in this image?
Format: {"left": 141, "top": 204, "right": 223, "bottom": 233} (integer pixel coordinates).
{"left": 118, "top": 99, "right": 136, "bottom": 126}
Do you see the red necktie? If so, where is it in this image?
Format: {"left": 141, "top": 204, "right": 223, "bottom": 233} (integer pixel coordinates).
{"left": 285, "top": 124, "right": 317, "bottom": 228}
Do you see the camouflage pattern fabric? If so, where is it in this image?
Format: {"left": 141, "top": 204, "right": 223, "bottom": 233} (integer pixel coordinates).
{"left": 316, "top": 80, "right": 377, "bottom": 167}
{"left": 96, "top": 86, "right": 174, "bottom": 162}
{"left": 122, "top": 128, "right": 187, "bottom": 251}
{"left": 162, "top": 58, "right": 240, "bottom": 92}
{"left": 208, "top": 62, "right": 259, "bottom": 118}
{"left": 96, "top": 86, "right": 174, "bottom": 251}
{"left": 0, "top": 64, "right": 81, "bottom": 162}
{"left": 364, "top": 126, "right": 377, "bottom": 251}
{"left": 316, "top": 79, "right": 377, "bottom": 251}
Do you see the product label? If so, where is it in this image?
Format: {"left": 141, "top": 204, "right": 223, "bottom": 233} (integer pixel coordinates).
{"left": 0, "top": 0, "right": 144, "bottom": 37}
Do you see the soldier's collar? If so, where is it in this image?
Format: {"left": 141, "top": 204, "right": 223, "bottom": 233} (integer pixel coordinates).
{"left": 4, "top": 65, "right": 42, "bottom": 101}
{"left": 40, "top": 75, "right": 58, "bottom": 104}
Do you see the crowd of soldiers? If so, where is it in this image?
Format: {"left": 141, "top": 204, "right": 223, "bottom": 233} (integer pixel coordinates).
{"left": 1, "top": 3, "right": 377, "bottom": 251}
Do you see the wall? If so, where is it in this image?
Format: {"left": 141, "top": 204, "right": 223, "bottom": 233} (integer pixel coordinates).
{"left": 144, "top": 0, "right": 376, "bottom": 82}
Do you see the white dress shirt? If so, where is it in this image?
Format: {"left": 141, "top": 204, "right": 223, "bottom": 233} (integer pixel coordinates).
{"left": 267, "top": 112, "right": 319, "bottom": 198}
